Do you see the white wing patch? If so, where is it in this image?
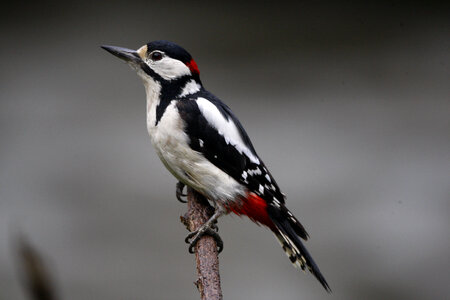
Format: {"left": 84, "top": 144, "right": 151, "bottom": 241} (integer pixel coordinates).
{"left": 196, "top": 97, "right": 260, "bottom": 164}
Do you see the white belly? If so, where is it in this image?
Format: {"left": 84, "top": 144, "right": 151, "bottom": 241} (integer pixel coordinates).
{"left": 147, "top": 100, "right": 245, "bottom": 204}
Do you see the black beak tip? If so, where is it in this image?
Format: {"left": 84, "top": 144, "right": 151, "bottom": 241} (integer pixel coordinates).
{"left": 101, "top": 45, "right": 115, "bottom": 54}
{"left": 100, "top": 44, "right": 140, "bottom": 64}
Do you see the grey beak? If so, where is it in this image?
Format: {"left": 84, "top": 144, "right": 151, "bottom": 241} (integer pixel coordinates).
{"left": 101, "top": 45, "right": 142, "bottom": 64}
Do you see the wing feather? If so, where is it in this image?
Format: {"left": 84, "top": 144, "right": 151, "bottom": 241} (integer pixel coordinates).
{"left": 176, "top": 92, "right": 285, "bottom": 203}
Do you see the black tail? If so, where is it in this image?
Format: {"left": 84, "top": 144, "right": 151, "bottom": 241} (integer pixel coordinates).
{"left": 268, "top": 204, "right": 331, "bottom": 292}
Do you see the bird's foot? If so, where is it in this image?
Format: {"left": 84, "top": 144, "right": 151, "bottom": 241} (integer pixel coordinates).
{"left": 185, "top": 208, "right": 224, "bottom": 254}
{"left": 185, "top": 222, "right": 223, "bottom": 254}
{"left": 176, "top": 181, "right": 187, "bottom": 203}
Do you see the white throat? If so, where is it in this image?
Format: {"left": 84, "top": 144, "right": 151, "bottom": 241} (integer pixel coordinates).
{"left": 140, "top": 74, "right": 162, "bottom": 131}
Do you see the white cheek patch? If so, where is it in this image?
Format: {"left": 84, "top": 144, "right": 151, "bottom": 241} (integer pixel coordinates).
{"left": 196, "top": 97, "right": 260, "bottom": 164}
{"left": 149, "top": 56, "right": 191, "bottom": 81}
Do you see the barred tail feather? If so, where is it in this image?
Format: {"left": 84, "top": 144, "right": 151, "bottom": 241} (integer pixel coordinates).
{"left": 268, "top": 206, "right": 331, "bottom": 292}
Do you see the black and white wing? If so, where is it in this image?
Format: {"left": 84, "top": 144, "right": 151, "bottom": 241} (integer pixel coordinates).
{"left": 176, "top": 90, "right": 285, "bottom": 203}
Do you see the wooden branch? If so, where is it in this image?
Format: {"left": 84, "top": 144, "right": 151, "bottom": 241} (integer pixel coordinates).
{"left": 181, "top": 187, "right": 223, "bottom": 300}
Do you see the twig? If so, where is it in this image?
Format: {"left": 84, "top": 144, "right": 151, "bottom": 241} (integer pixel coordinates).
{"left": 181, "top": 187, "right": 223, "bottom": 300}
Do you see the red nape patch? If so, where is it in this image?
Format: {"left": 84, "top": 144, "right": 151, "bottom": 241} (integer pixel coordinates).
{"left": 227, "top": 193, "right": 275, "bottom": 229}
{"left": 186, "top": 59, "right": 200, "bottom": 75}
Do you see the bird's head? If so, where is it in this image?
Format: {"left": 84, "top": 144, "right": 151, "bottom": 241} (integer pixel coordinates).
{"left": 102, "top": 40, "right": 201, "bottom": 87}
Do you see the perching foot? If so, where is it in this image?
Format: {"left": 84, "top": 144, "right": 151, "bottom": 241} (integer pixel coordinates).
{"left": 185, "top": 226, "right": 223, "bottom": 254}
{"left": 185, "top": 208, "right": 224, "bottom": 254}
{"left": 176, "top": 181, "right": 187, "bottom": 203}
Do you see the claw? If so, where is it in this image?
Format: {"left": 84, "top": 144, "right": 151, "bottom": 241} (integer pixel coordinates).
{"left": 176, "top": 181, "right": 187, "bottom": 203}
{"left": 185, "top": 228, "right": 224, "bottom": 254}
{"left": 210, "top": 222, "right": 219, "bottom": 232}
{"left": 184, "top": 208, "right": 225, "bottom": 254}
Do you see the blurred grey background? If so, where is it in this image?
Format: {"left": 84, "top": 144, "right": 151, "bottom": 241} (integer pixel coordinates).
{"left": 1, "top": 1, "right": 449, "bottom": 299}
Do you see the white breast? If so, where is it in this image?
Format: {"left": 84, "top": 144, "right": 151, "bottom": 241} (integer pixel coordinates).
{"left": 145, "top": 88, "right": 245, "bottom": 204}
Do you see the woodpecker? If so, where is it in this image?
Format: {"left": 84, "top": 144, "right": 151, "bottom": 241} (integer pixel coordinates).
{"left": 102, "top": 41, "right": 330, "bottom": 292}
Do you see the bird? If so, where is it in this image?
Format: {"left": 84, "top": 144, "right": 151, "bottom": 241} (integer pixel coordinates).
{"left": 102, "top": 40, "right": 330, "bottom": 292}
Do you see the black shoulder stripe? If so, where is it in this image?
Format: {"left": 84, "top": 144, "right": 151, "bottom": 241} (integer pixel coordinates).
{"left": 155, "top": 75, "right": 192, "bottom": 125}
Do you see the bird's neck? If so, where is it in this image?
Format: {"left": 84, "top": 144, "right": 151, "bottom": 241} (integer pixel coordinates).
{"left": 143, "top": 78, "right": 162, "bottom": 134}
{"left": 143, "top": 77, "right": 203, "bottom": 129}
{"left": 143, "top": 78, "right": 162, "bottom": 117}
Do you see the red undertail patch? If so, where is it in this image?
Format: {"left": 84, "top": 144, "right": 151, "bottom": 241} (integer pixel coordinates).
{"left": 228, "top": 192, "right": 274, "bottom": 229}
{"left": 186, "top": 59, "right": 200, "bottom": 75}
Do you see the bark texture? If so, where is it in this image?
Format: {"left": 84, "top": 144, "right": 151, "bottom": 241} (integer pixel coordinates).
{"left": 181, "top": 187, "right": 223, "bottom": 300}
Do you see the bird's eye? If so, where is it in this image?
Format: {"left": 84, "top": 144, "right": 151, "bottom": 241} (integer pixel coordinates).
{"left": 150, "top": 51, "right": 163, "bottom": 61}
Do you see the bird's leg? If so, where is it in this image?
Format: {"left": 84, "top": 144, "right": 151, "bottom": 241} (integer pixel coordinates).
{"left": 176, "top": 181, "right": 187, "bottom": 203}
{"left": 185, "top": 207, "right": 225, "bottom": 254}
